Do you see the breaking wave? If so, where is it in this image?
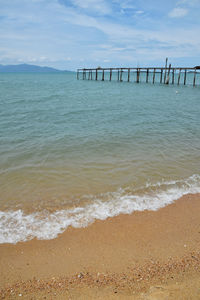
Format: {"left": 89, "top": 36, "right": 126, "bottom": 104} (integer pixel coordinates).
{"left": 0, "top": 174, "right": 200, "bottom": 244}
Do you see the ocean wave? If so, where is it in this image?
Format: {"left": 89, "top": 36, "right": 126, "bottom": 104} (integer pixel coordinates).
{"left": 0, "top": 174, "right": 200, "bottom": 244}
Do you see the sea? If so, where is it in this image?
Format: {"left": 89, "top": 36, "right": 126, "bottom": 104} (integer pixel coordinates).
{"left": 0, "top": 71, "right": 200, "bottom": 244}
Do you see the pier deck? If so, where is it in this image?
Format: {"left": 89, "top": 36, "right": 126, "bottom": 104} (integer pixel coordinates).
{"left": 77, "top": 66, "right": 199, "bottom": 87}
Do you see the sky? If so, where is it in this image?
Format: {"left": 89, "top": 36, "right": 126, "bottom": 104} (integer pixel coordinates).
{"left": 0, "top": 0, "right": 200, "bottom": 70}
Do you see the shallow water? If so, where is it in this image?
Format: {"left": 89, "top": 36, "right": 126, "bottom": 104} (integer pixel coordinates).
{"left": 0, "top": 72, "right": 200, "bottom": 243}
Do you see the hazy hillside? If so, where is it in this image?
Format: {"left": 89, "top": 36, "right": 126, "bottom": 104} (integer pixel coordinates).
{"left": 0, "top": 64, "right": 71, "bottom": 72}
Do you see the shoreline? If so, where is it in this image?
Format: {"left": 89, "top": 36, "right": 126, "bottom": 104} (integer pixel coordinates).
{"left": 1, "top": 173, "right": 200, "bottom": 245}
{"left": 0, "top": 193, "right": 200, "bottom": 299}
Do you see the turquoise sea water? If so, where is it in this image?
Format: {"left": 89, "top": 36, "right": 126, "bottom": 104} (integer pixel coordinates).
{"left": 0, "top": 72, "right": 200, "bottom": 243}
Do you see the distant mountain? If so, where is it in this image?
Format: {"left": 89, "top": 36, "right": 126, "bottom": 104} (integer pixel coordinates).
{"left": 0, "top": 64, "right": 71, "bottom": 73}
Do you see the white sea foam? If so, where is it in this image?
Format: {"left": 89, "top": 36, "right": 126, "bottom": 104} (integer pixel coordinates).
{"left": 0, "top": 174, "right": 200, "bottom": 244}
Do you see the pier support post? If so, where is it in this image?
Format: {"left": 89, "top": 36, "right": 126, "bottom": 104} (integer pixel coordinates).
{"left": 178, "top": 68, "right": 181, "bottom": 85}
{"left": 146, "top": 69, "right": 149, "bottom": 83}
{"left": 110, "top": 69, "right": 112, "bottom": 81}
{"left": 166, "top": 64, "right": 171, "bottom": 84}
{"left": 160, "top": 69, "right": 163, "bottom": 83}
{"left": 117, "top": 69, "right": 120, "bottom": 81}
{"left": 102, "top": 69, "right": 105, "bottom": 81}
{"left": 128, "top": 68, "right": 130, "bottom": 82}
{"left": 164, "top": 57, "right": 168, "bottom": 84}
{"left": 184, "top": 69, "right": 187, "bottom": 85}
{"left": 95, "top": 69, "right": 98, "bottom": 80}
{"left": 193, "top": 69, "right": 197, "bottom": 87}
{"left": 172, "top": 68, "right": 175, "bottom": 84}
{"left": 153, "top": 68, "right": 156, "bottom": 84}
{"left": 77, "top": 70, "right": 79, "bottom": 80}
{"left": 136, "top": 68, "right": 140, "bottom": 83}
{"left": 120, "top": 69, "right": 123, "bottom": 82}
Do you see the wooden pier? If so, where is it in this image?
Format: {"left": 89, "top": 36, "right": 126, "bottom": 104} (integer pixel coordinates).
{"left": 77, "top": 64, "right": 199, "bottom": 87}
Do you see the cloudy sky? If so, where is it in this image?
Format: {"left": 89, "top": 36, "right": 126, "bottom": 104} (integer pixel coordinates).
{"left": 0, "top": 0, "right": 200, "bottom": 70}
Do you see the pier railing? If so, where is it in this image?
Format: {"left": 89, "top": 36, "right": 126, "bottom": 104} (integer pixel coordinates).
{"left": 77, "top": 67, "right": 199, "bottom": 87}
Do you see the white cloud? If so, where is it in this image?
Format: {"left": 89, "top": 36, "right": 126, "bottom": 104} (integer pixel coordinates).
{"left": 70, "top": 0, "right": 111, "bottom": 15}
{"left": 177, "top": 0, "right": 200, "bottom": 6}
{"left": 113, "top": 0, "right": 135, "bottom": 9}
{"left": 135, "top": 10, "right": 144, "bottom": 14}
{"left": 168, "top": 7, "right": 188, "bottom": 18}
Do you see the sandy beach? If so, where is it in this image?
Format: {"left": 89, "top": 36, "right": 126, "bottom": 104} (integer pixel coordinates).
{"left": 1, "top": 0, "right": 200, "bottom": 298}
{"left": 0, "top": 193, "right": 200, "bottom": 299}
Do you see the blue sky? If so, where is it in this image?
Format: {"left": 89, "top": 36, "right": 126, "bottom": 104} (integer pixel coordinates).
{"left": 0, "top": 0, "right": 200, "bottom": 70}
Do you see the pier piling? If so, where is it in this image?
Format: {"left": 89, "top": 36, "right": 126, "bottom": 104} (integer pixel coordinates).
{"left": 164, "top": 58, "right": 168, "bottom": 84}
{"left": 146, "top": 68, "right": 149, "bottom": 83}
{"left": 153, "top": 68, "right": 156, "bottom": 84}
{"left": 102, "top": 69, "right": 105, "bottom": 81}
{"left": 136, "top": 68, "right": 140, "bottom": 83}
{"left": 193, "top": 69, "right": 197, "bottom": 87}
{"left": 178, "top": 68, "right": 181, "bottom": 85}
{"left": 110, "top": 69, "right": 112, "bottom": 81}
{"left": 172, "top": 68, "right": 175, "bottom": 84}
{"left": 119, "top": 69, "right": 121, "bottom": 81}
{"left": 128, "top": 68, "right": 130, "bottom": 82}
{"left": 184, "top": 69, "right": 187, "bottom": 85}
{"left": 160, "top": 69, "right": 163, "bottom": 83}
{"left": 166, "top": 64, "right": 171, "bottom": 84}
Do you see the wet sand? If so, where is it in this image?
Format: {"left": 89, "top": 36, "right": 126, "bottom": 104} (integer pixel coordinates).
{"left": 0, "top": 193, "right": 200, "bottom": 299}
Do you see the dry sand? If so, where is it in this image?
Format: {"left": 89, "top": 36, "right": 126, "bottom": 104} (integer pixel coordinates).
{"left": 0, "top": 193, "right": 200, "bottom": 299}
